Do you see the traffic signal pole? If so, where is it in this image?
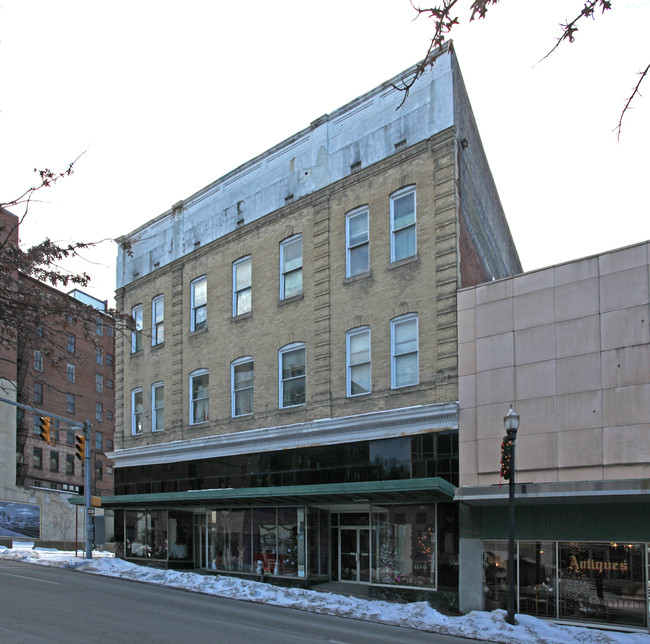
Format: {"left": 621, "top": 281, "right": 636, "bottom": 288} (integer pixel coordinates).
{"left": 83, "top": 420, "right": 93, "bottom": 559}
{"left": 0, "top": 396, "right": 93, "bottom": 558}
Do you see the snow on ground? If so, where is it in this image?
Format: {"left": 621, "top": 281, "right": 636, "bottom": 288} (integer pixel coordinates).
{"left": 2, "top": 546, "right": 649, "bottom": 644}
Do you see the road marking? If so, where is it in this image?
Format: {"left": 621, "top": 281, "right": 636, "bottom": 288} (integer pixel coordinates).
{"left": 0, "top": 572, "right": 59, "bottom": 584}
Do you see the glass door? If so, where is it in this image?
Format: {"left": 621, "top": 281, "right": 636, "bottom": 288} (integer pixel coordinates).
{"left": 339, "top": 527, "right": 370, "bottom": 583}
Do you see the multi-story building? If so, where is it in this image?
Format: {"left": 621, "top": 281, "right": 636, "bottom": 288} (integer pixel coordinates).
{"left": 456, "top": 240, "right": 650, "bottom": 629}
{"left": 18, "top": 281, "right": 116, "bottom": 498}
{"left": 107, "top": 44, "right": 520, "bottom": 607}
{"left": 0, "top": 207, "right": 116, "bottom": 546}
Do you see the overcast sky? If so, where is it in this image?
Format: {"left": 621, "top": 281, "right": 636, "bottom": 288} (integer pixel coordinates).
{"left": 1, "top": 0, "right": 648, "bottom": 306}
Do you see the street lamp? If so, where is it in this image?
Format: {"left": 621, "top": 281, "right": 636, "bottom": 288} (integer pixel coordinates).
{"left": 503, "top": 406, "right": 519, "bottom": 625}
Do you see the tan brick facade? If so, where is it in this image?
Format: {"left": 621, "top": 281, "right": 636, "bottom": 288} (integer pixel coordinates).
{"left": 116, "top": 130, "right": 464, "bottom": 449}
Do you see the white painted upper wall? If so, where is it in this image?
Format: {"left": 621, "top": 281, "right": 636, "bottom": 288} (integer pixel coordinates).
{"left": 116, "top": 49, "right": 455, "bottom": 289}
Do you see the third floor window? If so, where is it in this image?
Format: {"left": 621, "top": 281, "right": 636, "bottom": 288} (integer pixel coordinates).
{"left": 280, "top": 235, "right": 302, "bottom": 300}
{"left": 131, "top": 304, "right": 143, "bottom": 353}
{"left": 346, "top": 207, "right": 369, "bottom": 277}
{"left": 152, "top": 295, "right": 164, "bottom": 346}
{"left": 191, "top": 277, "right": 207, "bottom": 331}
{"left": 390, "top": 186, "right": 416, "bottom": 262}
{"left": 233, "top": 257, "right": 252, "bottom": 316}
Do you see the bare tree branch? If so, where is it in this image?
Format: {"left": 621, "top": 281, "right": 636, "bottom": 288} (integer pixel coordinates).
{"left": 616, "top": 63, "right": 650, "bottom": 140}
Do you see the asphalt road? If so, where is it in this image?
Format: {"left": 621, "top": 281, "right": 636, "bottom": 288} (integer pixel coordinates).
{"left": 0, "top": 560, "right": 488, "bottom": 644}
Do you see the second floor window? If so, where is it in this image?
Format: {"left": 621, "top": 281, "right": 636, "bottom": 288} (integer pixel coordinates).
{"left": 132, "top": 388, "right": 143, "bottom": 435}
{"left": 280, "top": 235, "right": 302, "bottom": 300}
{"left": 391, "top": 313, "right": 419, "bottom": 388}
{"left": 231, "top": 357, "right": 253, "bottom": 417}
{"left": 66, "top": 453, "right": 75, "bottom": 475}
{"left": 50, "top": 451, "right": 59, "bottom": 472}
{"left": 190, "top": 370, "right": 209, "bottom": 424}
{"left": 33, "top": 447, "right": 42, "bottom": 469}
{"left": 191, "top": 277, "right": 207, "bottom": 331}
{"left": 390, "top": 186, "right": 416, "bottom": 262}
{"left": 279, "top": 343, "right": 306, "bottom": 408}
{"left": 67, "top": 363, "right": 76, "bottom": 383}
{"left": 152, "top": 382, "right": 164, "bottom": 431}
{"left": 233, "top": 257, "right": 252, "bottom": 316}
{"left": 34, "top": 350, "right": 43, "bottom": 372}
{"left": 152, "top": 295, "right": 164, "bottom": 345}
{"left": 131, "top": 304, "right": 143, "bottom": 353}
{"left": 346, "top": 207, "right": 369, "bottom": 277}
{"left": 346, "top": 327, "right": 371, "bottom": 396}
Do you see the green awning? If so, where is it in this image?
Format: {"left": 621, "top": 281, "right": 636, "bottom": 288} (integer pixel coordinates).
{"left": 71, "top": 477, "right": 455, "bottom": 508}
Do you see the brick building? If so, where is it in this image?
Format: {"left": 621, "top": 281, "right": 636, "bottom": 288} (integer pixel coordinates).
{"left": 107, "top": 45, "right": 520, "bottom": 606}
{"left": 0, "top": 208, "right": 115, "bottom": 546}
{"left": 18, "top": 280, "right": 116, "bottom": 498}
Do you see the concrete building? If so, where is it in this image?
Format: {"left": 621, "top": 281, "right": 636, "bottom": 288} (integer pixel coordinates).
{"left": 106, "top": 44, "right": 520, "bottom": 609}
{"left": 457, "top": 241, "right": 650, "bottom": 629}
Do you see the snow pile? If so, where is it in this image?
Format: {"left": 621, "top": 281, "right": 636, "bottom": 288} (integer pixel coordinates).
{"left": 2, "top": 546, "right": 649, "bottom": 643}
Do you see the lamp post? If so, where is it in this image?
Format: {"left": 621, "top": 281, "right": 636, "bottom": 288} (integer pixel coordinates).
{"left": 503, "top": 406, "right": 520, "bottom": 625}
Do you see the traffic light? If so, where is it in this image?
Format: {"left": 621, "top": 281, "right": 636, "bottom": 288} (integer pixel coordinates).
{"left": 500, "top": 435, "right": 513, "bottom": 480}
{"left": 39, "top": 416, "right": 54, "bottom": 445}
{"left": 75, "top": 434, "right": 86, "bottom": 461}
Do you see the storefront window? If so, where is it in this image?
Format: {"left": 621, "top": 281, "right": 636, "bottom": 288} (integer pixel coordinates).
{"left": 559, "top": 542, "right": 646, "bottom": 627}
{"left": 125, "top": 510, "right": 168, "bottom": 560}
{"left": 371, "top": 505, "right": 438, "bottom": 588}
{"left": 253, "top": 508, "right": 278, "bottom": 574}
{"left": 483, "top": 541, "right": 509, "bottom": 611}
{"left": 308, "top": 509, "right": 329, "bottom": 578}
{"left": 519, "top": 542, "right": 556, "bottom": 618}
{"left": 209, "top": 509, "right": 252, "bottom": 573}
{"left": 168, "top": 511, "right": 193, "bottom": 561}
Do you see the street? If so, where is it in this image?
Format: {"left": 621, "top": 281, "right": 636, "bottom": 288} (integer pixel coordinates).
{"left": 0, "top": 560, "right": 488, "bottom": 644}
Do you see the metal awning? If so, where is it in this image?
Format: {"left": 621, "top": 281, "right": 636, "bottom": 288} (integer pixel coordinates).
{"left": 71, "top": 477, "right": 456, "bottom": 509}
{"left": 455, "top": 478, "right": 650, "bottom": 506}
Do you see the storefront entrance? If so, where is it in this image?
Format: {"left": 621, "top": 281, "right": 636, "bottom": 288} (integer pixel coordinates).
{"left": 340, "top": 527, "right": 371, "bottom": 583}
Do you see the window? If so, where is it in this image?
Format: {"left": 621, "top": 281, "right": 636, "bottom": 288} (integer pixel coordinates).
{"left": 95, "top": 462, "right": 103, "bottom": 481}
{"left": 66, "top": 453, "right": 75, "bottom": 475}
{"left": 67, "top": 363, "right": 75, "bottom": 383}
{"left": 34, "top": 350, "right": 43, "bottom": 372}
{"left": 280, "top": 235, "right": 302, "bottom": 300}
{"left": 106, "top": 379, "right": 113, "bottom": 389}
{"left": 95, "top": 431, "right": 103, "bottom": 451}
{"left": 34, "top": 382, "right": 43, "bottom": 405}
{"left": 152, "top": 382, "right": 164, "bottom": 431}
{"left": 232, "top": 257, "right": 252, "bottom": 316}
{"left": 50, "top": 451, "right": 59, "bottom": 472}
{"left": 67, "top": 334, "right": 75, "bottom": 353}
{"left": 67, "top": 393, "right": 76, "bottom": 414}
{"left": 279, "top": 343, "right": 306, "bottom": 408}
{"left": 231, "top": 357, "right": 253, "bottom": 417}
{"left": 106, "top": 354, "right": 113, "bottom": 366}
{"left": 131, "top": 388, "right": 143, "bottom": 435}
{"left": 32, "top": 414, "right": 40, "bottom": 436}
{"left": 152, "top": 295, "right": 164, "bottom": 345}
{"left": 95, "top": 373, "right": 103, "bottom": 392}
{"left": 191, "top": 276, "right": 207, "bottom": 331}
{"left": 96, "top": 402, "right": 103, "bottom": 422}
{"left": 66, "top": 430, "right": 75, "bottom": 445}
{"left": 95, "top": 318, "right": 103, "bottom": 336}
{"left": 96, "top": 346, "right": 104, "bottom": 365}
{"left": 33, "top": 447, "right": 42, "bottom": 470}
{"left": 106, "top": 410, "right": 113, "bottom": 420}
{"left": 346, "top": 327, "right": 371, "bottom": 396}
{"left": 346, "top": 207, "right": 369, "bottom": 277}
{"left": 106, "top": 439, "right": 113, "bottom": 451}
{"left": 391, "top": 314, "right": 419, "bottom": 388}
{"left": 190, "top": 370, "right": 209, "bottom": 424}
{"left": 106, "top": 325, "right": 114, "bottom": 337}
{"left": 131, "top": 304, "right": 143, "bottom": 352}
{"left": 390, "top": 186, "right": 416, "bottom": 262}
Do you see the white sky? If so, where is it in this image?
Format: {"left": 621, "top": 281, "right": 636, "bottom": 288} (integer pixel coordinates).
{"left": 1, "top": 1, "right": 649, "bottom": 306}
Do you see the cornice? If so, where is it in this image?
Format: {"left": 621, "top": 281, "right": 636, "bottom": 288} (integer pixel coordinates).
{"left": 110, "top": 402, "right": 459, "bottom": 468}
